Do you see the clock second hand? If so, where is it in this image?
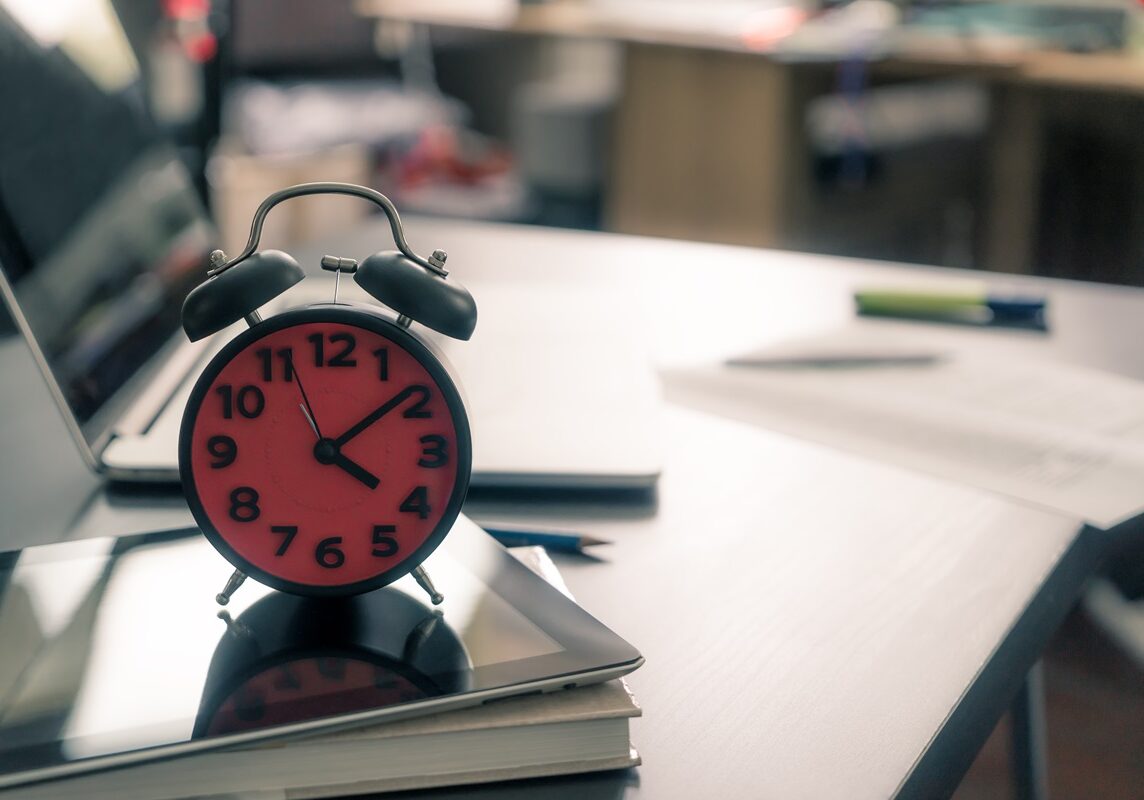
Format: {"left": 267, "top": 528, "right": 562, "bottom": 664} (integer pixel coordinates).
{"left": 289, "top": 355, "right": 380, "bottom": 490}
{"left": 299, "top": 402, "right": 321, "bottom": 438}
{"left": 290, "top": 354, "right": 324, "bottom": 439}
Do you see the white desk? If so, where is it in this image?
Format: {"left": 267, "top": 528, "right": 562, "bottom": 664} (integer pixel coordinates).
{"left": 1, "top": 218, "right": 1135, "bottom": 798}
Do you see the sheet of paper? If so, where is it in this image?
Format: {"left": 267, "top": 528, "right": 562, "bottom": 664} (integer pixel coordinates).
{"left": 662, "top": 327, "right": 1144, "bottom": 528}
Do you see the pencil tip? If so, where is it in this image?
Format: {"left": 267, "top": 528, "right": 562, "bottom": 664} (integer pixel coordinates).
{"left": 579, "top": 536, "right": 612, "bottom": 548}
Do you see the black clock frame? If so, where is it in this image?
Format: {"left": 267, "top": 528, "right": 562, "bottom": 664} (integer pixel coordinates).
{"left": 179, "top": 303, "right": 473, "bottom": 598}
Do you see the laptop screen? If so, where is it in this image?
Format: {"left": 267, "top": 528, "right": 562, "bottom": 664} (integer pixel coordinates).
{"left": 0, "top": 3, "right": 212, "bottom": 446}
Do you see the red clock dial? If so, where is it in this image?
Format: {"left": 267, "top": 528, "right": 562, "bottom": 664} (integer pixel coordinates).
{"left": 179, "top": 306, "right": 471, "bottom": 595}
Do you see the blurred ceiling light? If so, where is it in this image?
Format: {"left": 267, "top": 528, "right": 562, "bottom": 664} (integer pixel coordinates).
{"left": 1, "top": 0, "right": 139, "bottom": 92}
{"left": 0, "top": 0, "right": 71, "bottom": 46}
{"left": 742, "top": 6, "right": 809, "bottom": 51}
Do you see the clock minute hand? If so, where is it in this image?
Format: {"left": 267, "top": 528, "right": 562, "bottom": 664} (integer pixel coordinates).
{"left": 335, "top": 385, "right": 425, "bottom": 447}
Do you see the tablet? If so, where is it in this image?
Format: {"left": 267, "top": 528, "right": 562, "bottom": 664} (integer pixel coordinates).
{"left": 0, "top": 515, "right": 642, "bottom": 790}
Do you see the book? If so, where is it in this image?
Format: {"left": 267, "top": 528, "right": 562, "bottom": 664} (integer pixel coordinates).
{"left": 5, "top": 679, "right": 640, "bottom": 800}
{"left": 4, "top": 548, "right": 641, "bottom": 799}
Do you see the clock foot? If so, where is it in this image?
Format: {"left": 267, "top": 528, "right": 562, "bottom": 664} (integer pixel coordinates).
{"left": 412, "top": 565, "right": 444, "bottom": 605}
{"left": 215, "top": 569, "right": 248, "bottom": 606}
{"left": 403, "top": 610, "right": 443, "bottom": 662}
{"left": 216, "top": 609, "right": 253, "bottom": 640}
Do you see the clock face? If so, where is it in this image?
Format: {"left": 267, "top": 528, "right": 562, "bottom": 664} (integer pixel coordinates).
{"left": 180, "top": 306, "right": 471, "bottom": 596}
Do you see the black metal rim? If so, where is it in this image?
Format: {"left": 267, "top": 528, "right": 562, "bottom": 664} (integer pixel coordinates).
{"left": 178, "top": 304, "right": 472, "bottom": 597}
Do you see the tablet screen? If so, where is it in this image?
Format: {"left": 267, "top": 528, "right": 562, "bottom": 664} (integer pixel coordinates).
{"left": 0, "top": 516, "right": 641, "bottom": 788}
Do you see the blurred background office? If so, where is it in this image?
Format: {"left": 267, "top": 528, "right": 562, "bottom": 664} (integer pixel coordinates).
{"left": 2, "top": 0, "right": 1144, "bottom": 797}
{"left": 14, "top": 0, "right": 1144, "bottom": 283}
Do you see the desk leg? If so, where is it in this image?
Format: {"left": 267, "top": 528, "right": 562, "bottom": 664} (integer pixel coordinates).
{"left": 1010, "top": 661, "right": 1049, "bottom": 800}
{"left": 982, "top": 85, "right": 1044, "bottom": 275}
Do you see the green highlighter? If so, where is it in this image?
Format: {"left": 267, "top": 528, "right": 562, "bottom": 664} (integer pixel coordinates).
{"left": 854, "top": 288, "right": 1047, "bottom": 326}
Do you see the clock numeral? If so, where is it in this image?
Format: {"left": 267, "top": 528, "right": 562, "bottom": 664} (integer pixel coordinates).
{"left": 255, "top": 347, "right": 295, "bottom": 382}
{"left": 307, "top": 332, "right": 357, "bottom": 368}
{"left": 399, "top": 486, "right": 431, "bottom": 520}
{"left": 317, "top": 657, "right": 347, "bottom": 681}
{"left": 372, "top": 347, "right": 389, "bottom": 381}
{"left": 371, "top": 524, "right": 399, "bottom": 557}
{"left": 274, "top": 665, "right": 301, "bottom": 691}
{"left": 402, "top": 385, "right": 432, "bottom": 419}
{"left": 418, "top": 435, "right": 448, "bottom": 468}
{"left": 216, "top": 384, "right": 265, "bottom": 419}
{"left": 328, "top": 333, "right": 357, "bottom": 367}
{"left": 234, "top": 686, "right": 267, "bottom": 722}
{"left": 228, "top": 487, "right": 261, "bottom": 522}
{"left": 306, "top": 333, "right": 322, "bottom": 367}
{"left": 315, "top": 536, "right": 346, "bottom": 569}
{"left": 206, "top": 435, "right": 237, "bottom": 468}
{"left": 269, "top": 525, "right": 298, "bottom": 556}
{"left": 374, "top": 666, "right": 399, "bottom": 690}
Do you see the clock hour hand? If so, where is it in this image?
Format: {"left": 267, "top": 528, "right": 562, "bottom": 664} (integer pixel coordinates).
{"left": 334, "top": 385, "right": 427, "bottom": 447}
{"left": 331, "top": 452, "right": 380, "bottom": 490}
{"left": 312, "top": 438, "right": 380, "bottom": 490}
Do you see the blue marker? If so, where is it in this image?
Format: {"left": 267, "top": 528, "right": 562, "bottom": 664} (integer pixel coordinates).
{"left": 854, "top": 288, "right": 1046, "bottom": 324}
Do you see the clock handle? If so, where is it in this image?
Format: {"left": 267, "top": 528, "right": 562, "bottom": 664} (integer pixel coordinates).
{"left": 207, "top": 182, "right": 445, "bottom": 279}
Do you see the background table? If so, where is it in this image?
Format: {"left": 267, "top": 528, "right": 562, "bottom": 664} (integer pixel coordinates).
{"left": 356, "top": 0, "right": 1144, "bottom": 280}
{"left": 1, "top": 219, "right": 1138, "bottom": 798}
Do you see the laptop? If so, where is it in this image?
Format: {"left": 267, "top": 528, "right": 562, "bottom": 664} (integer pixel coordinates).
{"left": 0, "top": 4, "right": 662, "bottom": 490}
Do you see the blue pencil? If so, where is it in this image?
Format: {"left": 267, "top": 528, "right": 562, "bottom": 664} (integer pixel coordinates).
{"left": 479, "top": 525, "right": 611, "bottom": 553}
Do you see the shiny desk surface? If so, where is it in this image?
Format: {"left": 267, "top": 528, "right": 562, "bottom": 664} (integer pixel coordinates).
{"left": 2, "top": 218, "right": 1139, "bottom": 798}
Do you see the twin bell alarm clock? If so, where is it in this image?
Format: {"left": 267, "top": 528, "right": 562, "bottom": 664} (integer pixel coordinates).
{"left": 177, "top": 183, "right": 476, "bottom": 607}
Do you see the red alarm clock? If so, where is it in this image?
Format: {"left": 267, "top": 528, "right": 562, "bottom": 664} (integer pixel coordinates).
{"left": 178, "top": 183, "right": 476, "bottom": 606}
